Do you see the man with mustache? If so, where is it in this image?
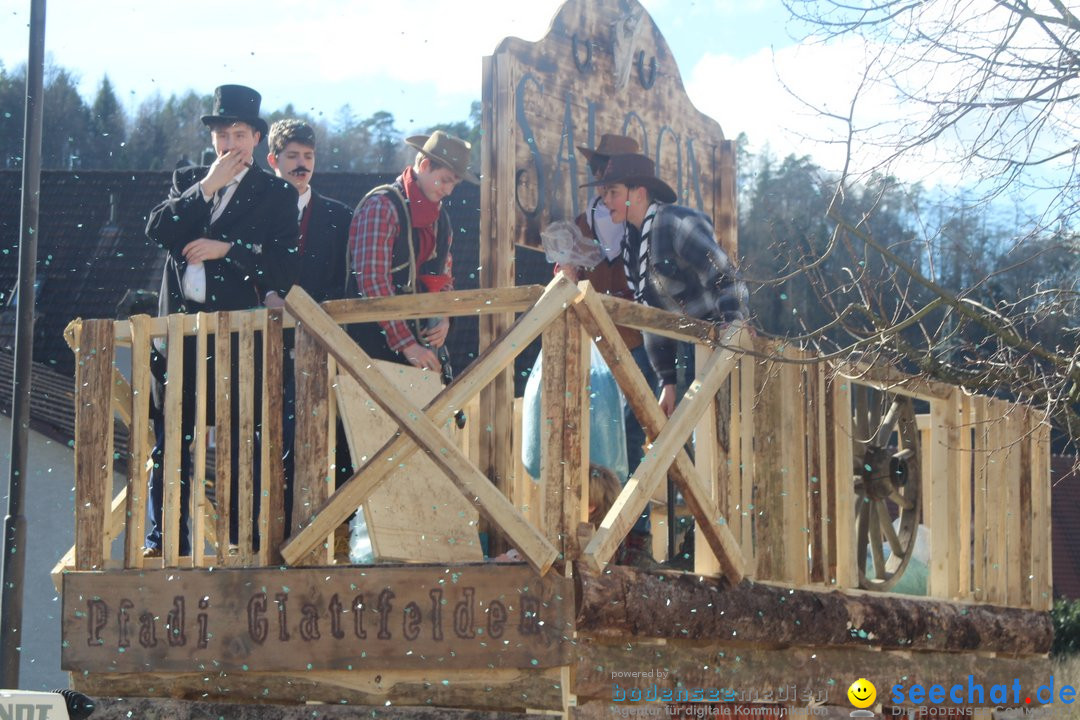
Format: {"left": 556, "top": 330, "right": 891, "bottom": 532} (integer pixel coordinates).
{"left": 265, "top": 119, "right": 354, "bottom": 542}
{"left": 265, "top": 119, "right": 352, "bottom": 305}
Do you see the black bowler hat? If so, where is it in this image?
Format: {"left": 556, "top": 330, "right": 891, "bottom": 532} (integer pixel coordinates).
{"left": 582, "top": 153, "right": 677, "bottom": 204}
{"left": 201, "top": 84, "right": 269, "bottom": 137}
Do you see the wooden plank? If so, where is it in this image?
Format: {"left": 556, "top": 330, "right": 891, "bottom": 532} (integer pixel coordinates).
{"left": 335, "top": 366, "right": 482, "bottom": 564}
{"left": 831, "top": 375, "right": 856, "bottom": 588}
{"left": 971, "top": 395, "right": 989, "bottom": 602}
{"left": 805, "top": 359, "right": 826, "bottom": 584}
{"left": 738, "top": 335, "right": 756, "bottom": 569}
{"left": 694, "top": 343, "right": 720, "bottom": 577}
{"left": 1003, "top": 403, "right": 1022, "bottom": 606}
{"left": 125, "top": 315, "right": 152, "bottom": 568}
{"left": 261, "top": 308, "right": 285, "bottom": 565}
{"left": 957, "top": 394, "right": 973, "bottom": 599}
{"left": 54, "top": 488, "right": 128, "bottom": 591}
{"left": 986, "top": 399, "right": 1007, "bottom": 604}
{"left": 814, "top": 359, "right": 831, "bottom": 583}
{"left": 285, "top": 287, "right": 558, "bottom": 575}
{"left": 478, "top": 51, "right": 519, "bottom": 560}
{"left": 110, "top": 367, "right": 132, "bottom": 427}
{"left": 834, "top": 360, "right": 955, "bottom": 401}
{"left": 191, "top": 312, "right": 209, "bottom": 567}
{"left": 572, "top": 288, "right": 746, "bottom": 581}
{"left": 944, "top": 391, "right": 962, "bottom": 600}
{"left": 74, "top": 320, "right": 115, "bottom": 571}
{"left": 292, "top": 324, "right": 331, "bottom": 564}
{"left": 75, "top": 667, "right": 567, "bottom": 713}
{"left": 280, "top": 275, "right": 580, "bottom": 567}
{"left": 111, "top": 289, "right": 543, "bottom": 344}
{"left": 1018, "top": 405, "right": 1033, "bottom": 607}
{"left": 927, "top": 394, "right": 951, "bottom": 598}
{"left": 162, "top": 314, "right": 185, "bottom": 568}
{"left": 214, "top": 312, "right": 232, "bottom": 565}
{"left": 1031, "top": 418, "right": 1052, "bottom": 610}
{"left": 781, "top": 351, "right": 808, "bottom": 586}
{"left": 236, "top": 312, "right": 256, "bottom": 564}
{"left": 561, "top": 311, "right": 589, "bottom": 565}
{"left": 598, "top": 295, "right": 722, "bottom": 347}
{"left": 541, "top": 313, "right": 568, "bottom": 560}
{"left": 62, "top": 565, "right": 572, "bottom": 673}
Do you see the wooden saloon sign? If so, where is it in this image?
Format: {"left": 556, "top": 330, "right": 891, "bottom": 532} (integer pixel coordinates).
{"left": 483, "top": 0, "right": 737, "bottom": 260}
{"left": 62, "top": 565, "right": 572, "bottom": 673}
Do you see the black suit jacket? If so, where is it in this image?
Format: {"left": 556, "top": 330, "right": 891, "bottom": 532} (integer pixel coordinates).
{"left": 146, "top": 165, "right": 299, "bottom": 315}
{"left": 298, "top": 191, "right": 353, "bottom": 302}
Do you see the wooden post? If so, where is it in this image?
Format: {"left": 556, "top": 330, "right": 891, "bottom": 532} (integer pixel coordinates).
{"left": 478, "top": 52, "right": 517, "bottom": 557}
{"left": 293, "top": 324, "right": 332, "bottom": 564}
{"left": 928, "top": 394, "right": 952, "bottom": 598}
{"left": 540, "top": 314, "right": 567, "bottom": 561}
{"left": 214, "top": 312, "right": 232, "bottom": 565}
{"left": 957, "top": 394, "right": 973, "bottom": 600}
{"left": 237, "top": 312, "right": 256, "bottom": 564}
{"left": 986, "top": 399, "right": 1007, "bottom": 604}
{"left": 1003, "top": 404, "right": 1022, "bottom": 605}
{"left": 561, "top": 311, "right": 589, "bottom": 565}
{"left": 74, "top": 319, "right": 115, "bottom": 570}
{"left": 831, "top": 374, "right": 856, "bottom": 588}
{"left": 738, "top": 337, "right": 756, "bottom": 569}
{"left": 971, "top": 395, "right": 988, "bottom": 602}
{"left": 192, "top": 312, "right": 210, "bottom": 567}
{"left": 782, "top": 350, "right": 809, "bottom": 586}
{"left": 1030, "top": 416, "right": 1052, "bottom": 610}
{"left": 125, "top": 315, "right": 151, "bottom": 568}
{"left": 694, "top": 343, "right": 720, "bottom": 577}
{"left": 261, "top": 308, "right": 285, "bottom": 565}
{"left": 752, "top": 345, "right": 784, "bottom": 581}
{"left": 162, "top": 314, "right": 185, "bottom": 568}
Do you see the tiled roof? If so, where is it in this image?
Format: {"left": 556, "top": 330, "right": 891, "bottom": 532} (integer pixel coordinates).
{"left": 0, "top": 169, "right": 550, "bottom": 384}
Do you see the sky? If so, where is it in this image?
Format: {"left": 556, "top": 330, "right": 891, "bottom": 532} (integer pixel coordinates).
{"left": 0, "top": 0, "right": 859, "bottom": 169}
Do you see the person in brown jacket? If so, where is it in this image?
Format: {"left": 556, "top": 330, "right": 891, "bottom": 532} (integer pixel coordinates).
{"left": 566, "top": 133, "right": 657, "bottom": 567}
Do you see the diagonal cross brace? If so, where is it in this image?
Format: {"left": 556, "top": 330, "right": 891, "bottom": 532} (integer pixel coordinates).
{"left": 279, "top": 276, "right": 580, "bottom": 569}
{"left": 572, "top": 287, "right": 746, "bottom": 582}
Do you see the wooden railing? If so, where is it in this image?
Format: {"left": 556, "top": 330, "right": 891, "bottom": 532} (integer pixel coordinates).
{"left": 59, "top": 276, "right": 1052, "bottom": 609}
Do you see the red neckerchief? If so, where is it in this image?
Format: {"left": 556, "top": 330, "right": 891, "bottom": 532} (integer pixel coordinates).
{"left": 401, "top": 166, "right": 440, "bottom": 263}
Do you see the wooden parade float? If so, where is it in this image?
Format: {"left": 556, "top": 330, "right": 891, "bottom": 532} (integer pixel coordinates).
{"left": 56, "top": 1, "right": 1053, "bottom": 717}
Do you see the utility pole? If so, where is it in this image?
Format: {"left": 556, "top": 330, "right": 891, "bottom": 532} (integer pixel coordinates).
{"left": 0, "top": 0, "right": 46, "bottom": 688}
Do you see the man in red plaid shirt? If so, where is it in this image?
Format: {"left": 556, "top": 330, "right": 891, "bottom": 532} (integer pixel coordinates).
{"left": 347, "top": 131, "right": 478, "bottom": 369}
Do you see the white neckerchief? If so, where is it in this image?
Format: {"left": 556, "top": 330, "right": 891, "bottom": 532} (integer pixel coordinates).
{"left": 588, "top": 195, "right": 626, "bottom": 261}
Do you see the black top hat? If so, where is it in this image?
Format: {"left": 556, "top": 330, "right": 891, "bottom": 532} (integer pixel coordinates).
{"left": 581, "top": 153, "right": 676, "bottom": 204}
{"left": 201, "top": 84, "right": 269, "bottom": 137}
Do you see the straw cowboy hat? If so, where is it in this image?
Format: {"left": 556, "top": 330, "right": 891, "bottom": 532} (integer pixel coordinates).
{"left": 576, "top": 133, "right": 640, "bottom": 163}
{"left": 581, "top": 152, "right": 677, "bottom": 204}
{"left": 201, "top": 84, "right": 269, "bottom": 137}
{"left": 405, "top": 131, "right": 479, "bottom": 184}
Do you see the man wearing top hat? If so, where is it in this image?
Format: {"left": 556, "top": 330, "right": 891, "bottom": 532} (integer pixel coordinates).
{"left": 143, "top": 84, "right": 298, "bottom": 557}
{"left": 584, "top": 152, "right": 749, "bottom": 418}
{"left": 347, "top": 130, "right": 478, "bottom": 370}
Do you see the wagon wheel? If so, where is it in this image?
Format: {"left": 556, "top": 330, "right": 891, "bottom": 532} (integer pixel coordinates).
{"left": 852, "top": 388, "right": 921, "bottom": 591}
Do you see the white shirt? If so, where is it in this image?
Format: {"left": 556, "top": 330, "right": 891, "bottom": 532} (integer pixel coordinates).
{"left": 296, "top": 186, "right": 311, "bottom": 220}
{"left": 182, "top": 166, "right": 251, "bottom": 303}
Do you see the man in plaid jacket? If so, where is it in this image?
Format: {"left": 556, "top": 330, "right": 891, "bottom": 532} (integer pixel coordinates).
{"left": 585, "top": 152, "right": 749, "bottom": 417}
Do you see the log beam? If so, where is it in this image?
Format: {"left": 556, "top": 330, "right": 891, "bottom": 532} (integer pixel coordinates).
{"left": 574, "top": 564, "right": 1052, "bottom": 654}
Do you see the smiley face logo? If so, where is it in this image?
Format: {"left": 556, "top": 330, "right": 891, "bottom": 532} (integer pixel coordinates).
{"left": 848, "top": 678, "right": 877, "bottom": 709}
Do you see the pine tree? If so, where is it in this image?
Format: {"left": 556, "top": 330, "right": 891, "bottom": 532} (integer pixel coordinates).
{"left": 85, "top": 75, "right": 127, "bottom": 169}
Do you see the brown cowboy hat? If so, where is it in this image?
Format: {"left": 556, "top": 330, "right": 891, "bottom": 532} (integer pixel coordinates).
{"left": 201, "top": 84, "right": 269, "bottom": 137}
{"left": 576, "top": 133, "right": 640, "bottom": 163}
{"left": 405, "top": 131, "right": 479, "bottom": 184}
{"left": 582, "top": 153, "right": 677, "bottom": 204}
